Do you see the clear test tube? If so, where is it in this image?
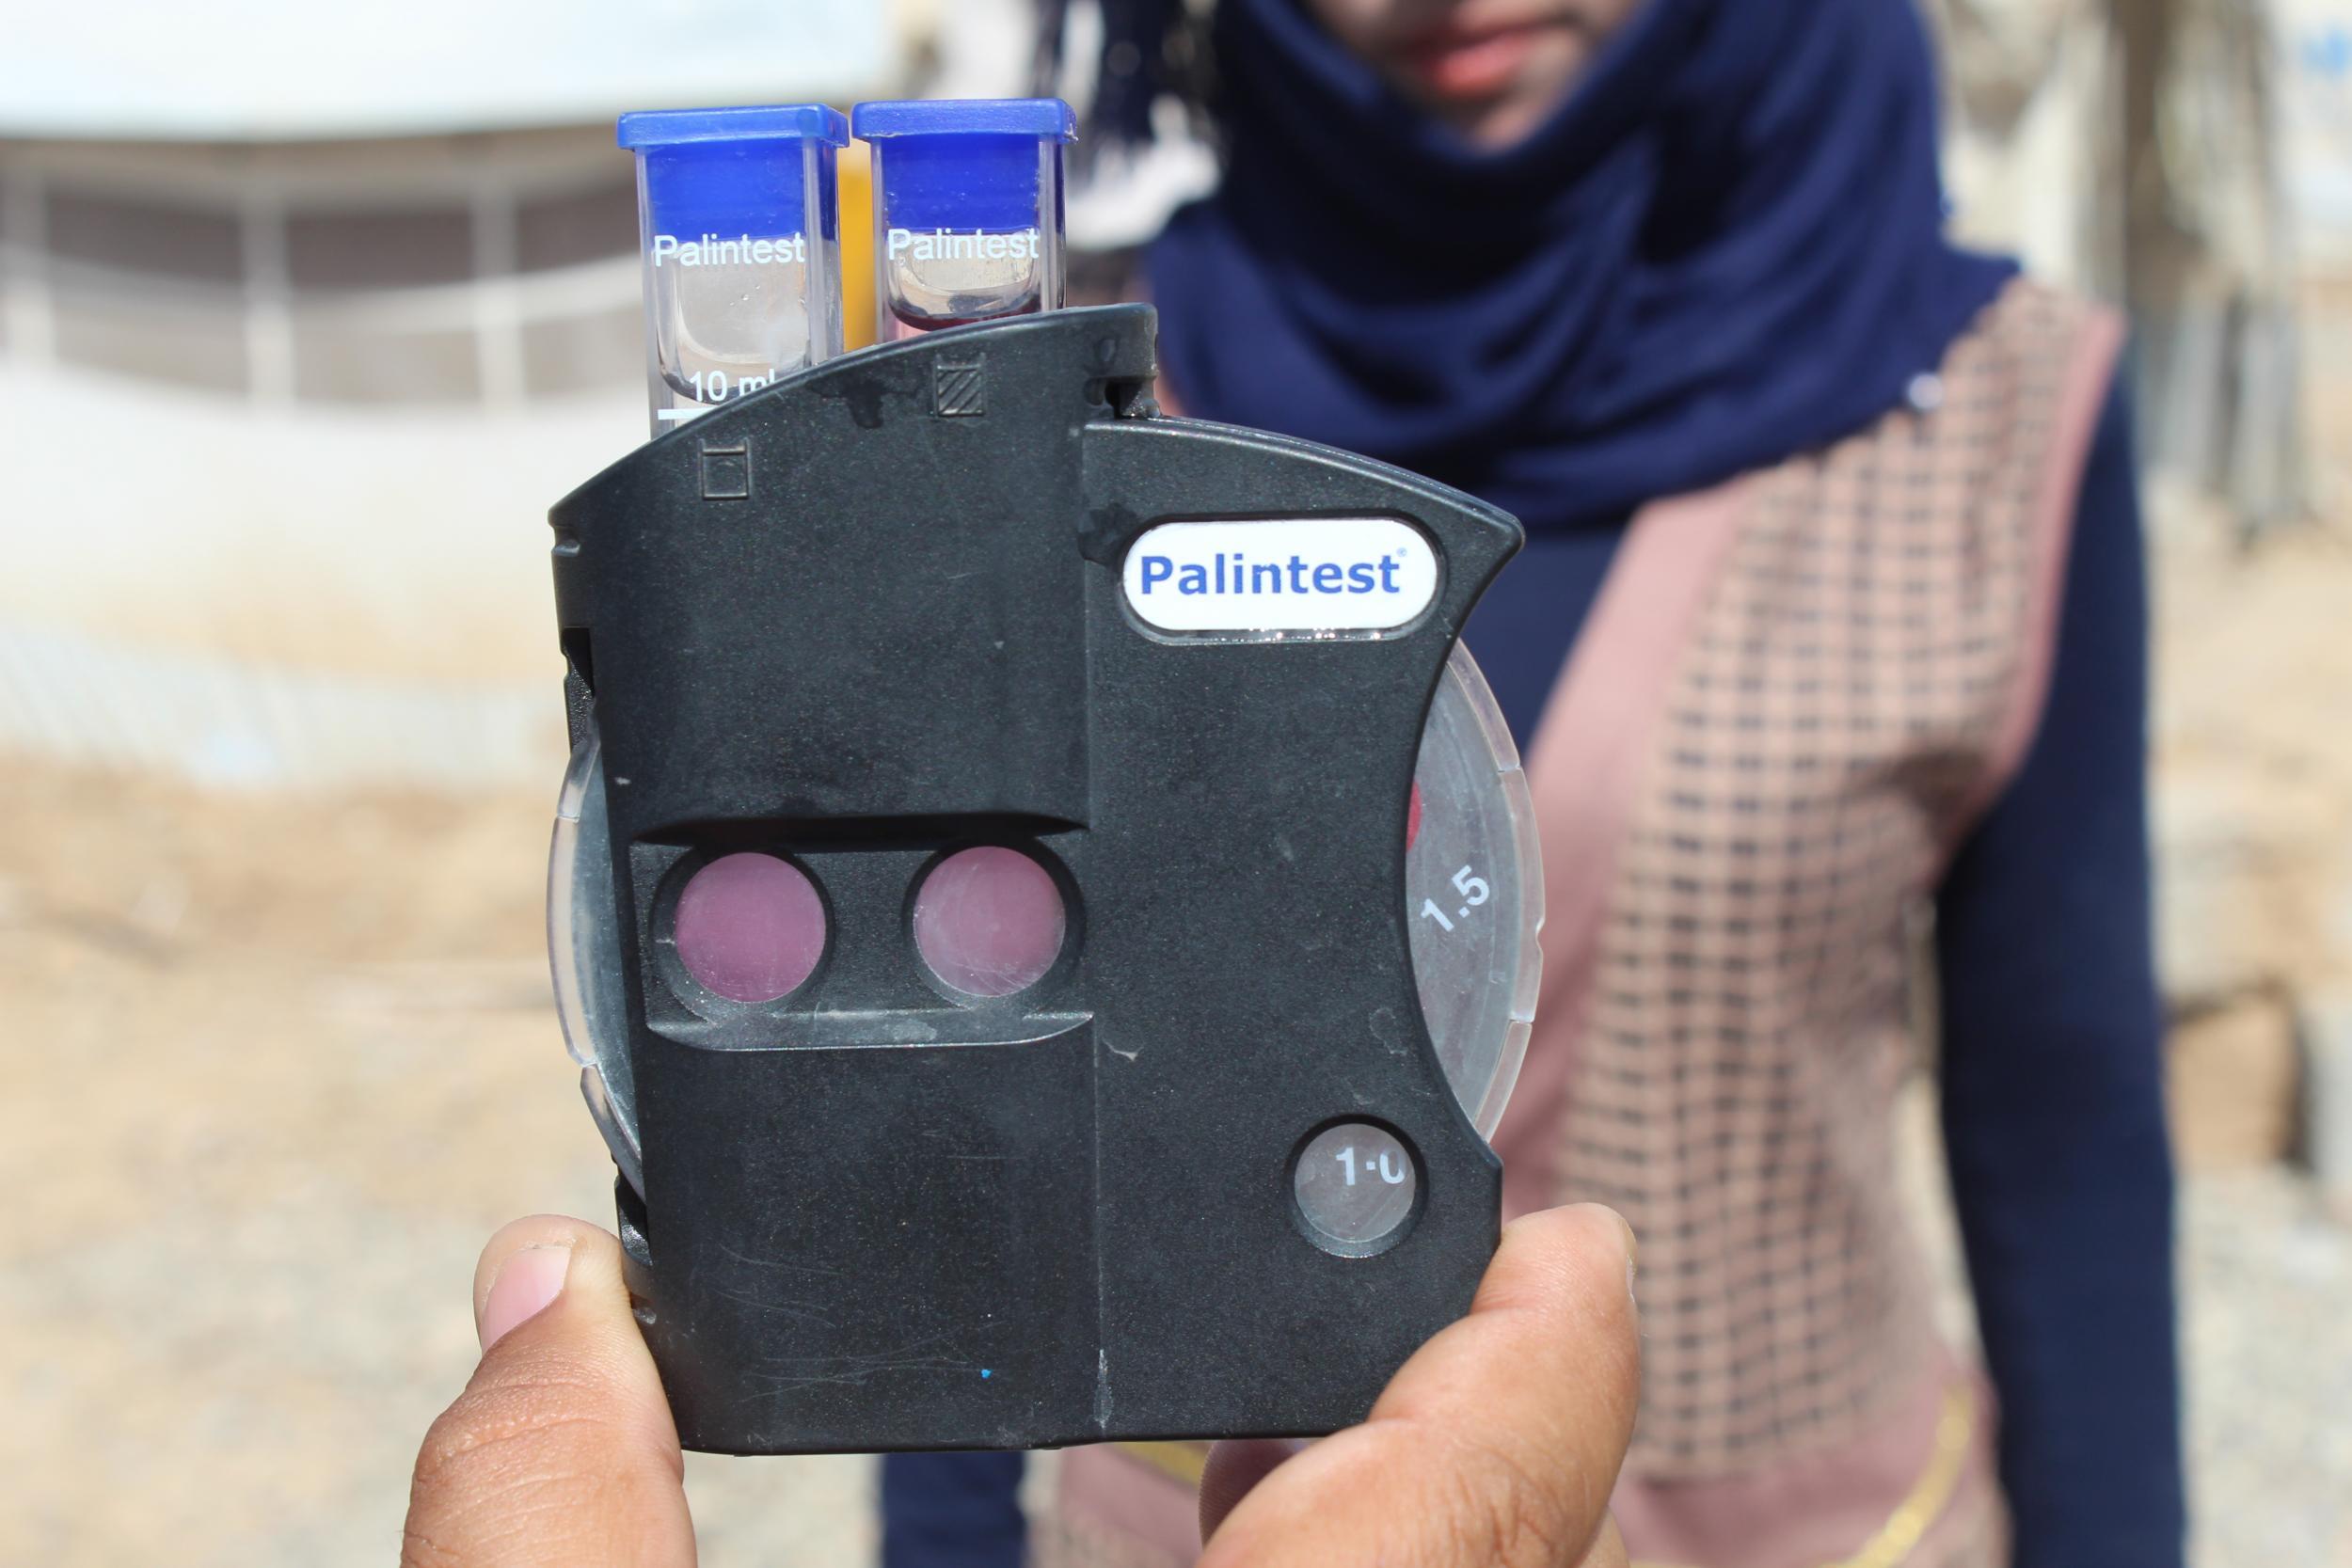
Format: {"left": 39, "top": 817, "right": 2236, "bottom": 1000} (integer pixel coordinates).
{"left": 850, "top": 99, "right": 1076, "bottom": 341}
{"left": 617, "top": 104, "right": 849, "bottom": 436}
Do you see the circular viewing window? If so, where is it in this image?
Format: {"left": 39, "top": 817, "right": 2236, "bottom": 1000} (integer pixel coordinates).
{"left": 911, "top": 847, "right": 1067, "bottom": 999}
{"left": 672, "top": 852, "right": 826, "bottom": 1004}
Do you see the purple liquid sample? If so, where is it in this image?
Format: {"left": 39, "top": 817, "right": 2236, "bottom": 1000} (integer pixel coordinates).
{"left": 884, "top": 294, "right": 1041, "bottom": 341}
{"left": 913, "top": 847, "right": 1066, "bottom": 998}
{"left": 673, "top": 853, "right": 826, "bottom": 1003}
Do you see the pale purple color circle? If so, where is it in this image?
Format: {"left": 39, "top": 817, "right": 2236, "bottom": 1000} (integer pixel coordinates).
{"left": 912, "top": 847, "right": 1067, "bottom": 998}
{"left": 673, "top": 853, "right": 826, "bottom": 1003}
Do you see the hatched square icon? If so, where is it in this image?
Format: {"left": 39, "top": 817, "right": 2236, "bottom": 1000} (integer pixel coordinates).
{"left": 934, "top": 358, "right": 987, "bottom": 418}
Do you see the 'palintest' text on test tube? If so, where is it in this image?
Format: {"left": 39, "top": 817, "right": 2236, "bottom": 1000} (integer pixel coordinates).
{"left": 618, "top": 105, "right": 849, "bottom": 435}
{"left": 850, "top": 100, "right": 1076, "bottom": 341}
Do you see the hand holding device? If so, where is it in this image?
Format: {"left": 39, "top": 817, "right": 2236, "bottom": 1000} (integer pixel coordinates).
{"left": 401, "top": 1205, "right": 1640, "bottom": 1568}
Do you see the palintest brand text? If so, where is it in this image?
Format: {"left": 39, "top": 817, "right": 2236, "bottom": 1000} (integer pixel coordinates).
{"left": 1120, "top": 517, "right": 1439, "bottom": 634}
{"left": 1133, "top": 552, "right": 1409, "bottom": 598}
{"left": 888, "top": 229, "right": 1044, "bottom": 262}
{"left": 651, "top": 233, "right": 810, "bottom": 266}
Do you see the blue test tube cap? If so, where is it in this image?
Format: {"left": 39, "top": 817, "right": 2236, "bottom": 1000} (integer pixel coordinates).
{"left": 617, "top": 104, "right": 850, "bottom": 241}
{"left": 852, "top": 98, "right": 1078, "bottom": 233}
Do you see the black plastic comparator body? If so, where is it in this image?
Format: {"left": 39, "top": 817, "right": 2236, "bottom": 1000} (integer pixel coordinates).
{"left": 547, "top": 304, "right": 1524, "bottom": 1453}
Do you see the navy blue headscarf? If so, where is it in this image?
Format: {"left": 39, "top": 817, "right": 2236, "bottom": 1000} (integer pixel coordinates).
{"left": 1146, "top": 0, "right": 2016, "bottom": 530}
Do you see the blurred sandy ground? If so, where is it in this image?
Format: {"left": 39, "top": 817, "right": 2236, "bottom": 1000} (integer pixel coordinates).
{"left": 4, "top": 527, "right": 2351, "bottom": 1565}
{"left": 0, "top": 762, "right": 876, "bottom": 1565}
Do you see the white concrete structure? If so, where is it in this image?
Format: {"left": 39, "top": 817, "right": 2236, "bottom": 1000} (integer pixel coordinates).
{"left": 1, "top": 2, "right": 898, "bottom": 141}
{"left": 0, "top": 4, "right": 913, "bottom": 787}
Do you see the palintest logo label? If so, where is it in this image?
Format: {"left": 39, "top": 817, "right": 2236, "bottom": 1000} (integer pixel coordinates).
{"left": 1121, "top": 517, "right": 1439, "bottom": 634}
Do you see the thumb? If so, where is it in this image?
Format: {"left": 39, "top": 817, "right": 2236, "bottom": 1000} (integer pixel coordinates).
{"left": 403, "top": 1215, "right": 693, "bottom": 1568}
{"left": 1200, "top": 1204, "right": 1641, "bottom": 1568}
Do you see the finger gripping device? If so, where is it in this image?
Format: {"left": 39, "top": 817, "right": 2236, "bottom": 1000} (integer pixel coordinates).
{"left": 547, "top": 303, "right": 1529, "bottom": 1452}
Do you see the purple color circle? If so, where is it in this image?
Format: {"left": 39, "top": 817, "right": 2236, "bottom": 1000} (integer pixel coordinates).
{"left": 913, "top": 847, "right": 1067, "bottom": 998}
{"left": 673, "top": 853, "right": 826, "bottom": 1003}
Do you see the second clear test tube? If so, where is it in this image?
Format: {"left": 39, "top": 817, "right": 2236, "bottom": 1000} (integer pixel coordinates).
{"left": 850, "top": 99, "right": 1076, "bottom": 341}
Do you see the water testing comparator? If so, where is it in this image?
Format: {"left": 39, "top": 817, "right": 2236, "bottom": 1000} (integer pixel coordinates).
{"left": 547, "top": 100, "right": 1543, "bottom": 1452}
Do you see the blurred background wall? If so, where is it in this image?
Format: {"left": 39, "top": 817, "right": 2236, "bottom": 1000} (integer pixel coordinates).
{"left": 1, "top": 2, "right": 2346, "bottom": 1565}
{"left": 0, "top": 1, "right": 898, "bottom": 787}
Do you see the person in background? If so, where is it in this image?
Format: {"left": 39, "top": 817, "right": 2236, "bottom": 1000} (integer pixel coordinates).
{"left": 886, "top": 0, "right": 2185, "bottom": 1565}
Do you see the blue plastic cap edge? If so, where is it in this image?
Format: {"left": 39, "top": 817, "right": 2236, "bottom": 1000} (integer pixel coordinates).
{"left": 851, "top": 98, "right": 1078, "bottom": 142}
{"left": 618, "top": 104, "right": 850, "bottom": 150}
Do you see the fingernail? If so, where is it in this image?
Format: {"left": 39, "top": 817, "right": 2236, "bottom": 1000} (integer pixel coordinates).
{"left": 479, "top": 1243, "right": 572, "bottom": 1353}
{"left": 1593, "top": 1205, "right": 1638, "bottom": 1302}
{"left": 1574, "top": 1202, "right": 1637, "bottom": 1259}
